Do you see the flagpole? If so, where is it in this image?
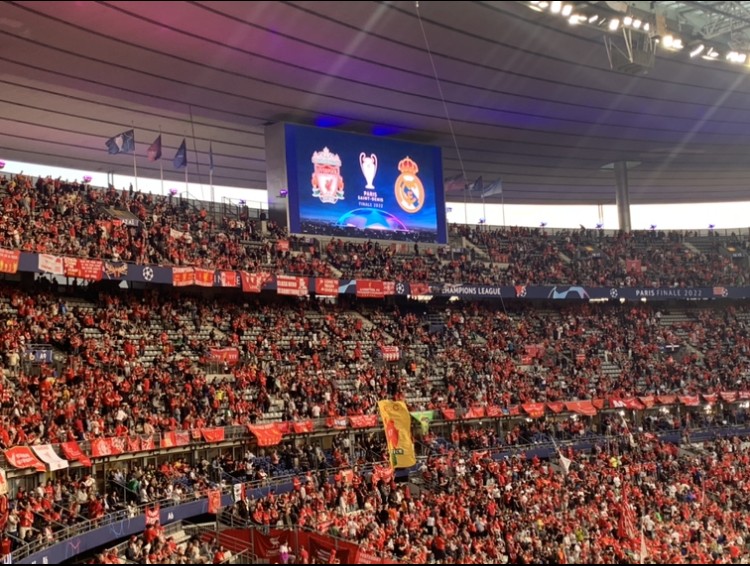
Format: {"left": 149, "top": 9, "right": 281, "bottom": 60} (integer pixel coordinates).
{"left": 463, "top": 181, "right": 468, "bottom": 226}
{"left": 209, "top": 141, "right": 215, "bottom": 205}
{"left": 131, "top": 124, "right": 138, "bottom": 192}
{"left": 502, "top": 189, "right": 506, "bottom": 227}
{"left": 159, "top": 126, "right": 164, "bottom": 196}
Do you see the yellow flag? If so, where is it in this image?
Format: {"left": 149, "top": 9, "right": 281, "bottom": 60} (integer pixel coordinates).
{"left": 378, "top": 400, "right": 416, "bottom": 469}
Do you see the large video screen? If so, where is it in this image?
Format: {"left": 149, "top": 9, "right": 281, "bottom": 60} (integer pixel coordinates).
{"left": 284, "top": 124, "right": 447, "bottom": 243}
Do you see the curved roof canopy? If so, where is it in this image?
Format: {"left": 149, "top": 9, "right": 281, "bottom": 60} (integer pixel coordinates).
{"left": 3, "top": 1, "right": 750, "bottom": 205}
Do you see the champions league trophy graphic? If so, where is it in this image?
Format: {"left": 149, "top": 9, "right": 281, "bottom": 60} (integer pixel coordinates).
{"left": 359, "top": 152, "right": 378, "bottom": 189}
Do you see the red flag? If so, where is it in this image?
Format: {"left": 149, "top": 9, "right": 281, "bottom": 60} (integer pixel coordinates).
{"left": 145, "top": 504, "right": 160, "bottom": 525}
{"left": 618, "top": 484, "right": 638, "bottom": 540}
{"left": 207, "top": 488, "right": 222, "bottom": 514}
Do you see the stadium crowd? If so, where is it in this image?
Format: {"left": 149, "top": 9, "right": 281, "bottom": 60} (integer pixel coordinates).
{"left": 2, "top": 172, "right": 750, "bottom": 287}
{"left": 0, "top": 282, "right": 750, "bottom": 449}
{"left": 235, "top": 434, "right": 750, "bottom": 564}
{"left": 3, "top": 172, "right": 750, "bottom": 562}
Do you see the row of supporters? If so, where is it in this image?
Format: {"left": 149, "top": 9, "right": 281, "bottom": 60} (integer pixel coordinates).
{"left": 0, "top": 393, "right": 740, "bottom": 475}
{"left": 0, "top": 248, "right": 745, "bottom": 300}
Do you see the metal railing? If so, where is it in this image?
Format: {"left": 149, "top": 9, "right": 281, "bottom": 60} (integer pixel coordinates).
{"left": 10, "top": 423, "right": 750, "bottom": 561}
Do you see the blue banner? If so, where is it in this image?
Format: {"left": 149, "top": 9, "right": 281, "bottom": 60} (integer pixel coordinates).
{"left": 9, "top": 251, "right": 750, "bottom": 302}
{"left": 127, "top": 263, "right": 172, "bottom": 285}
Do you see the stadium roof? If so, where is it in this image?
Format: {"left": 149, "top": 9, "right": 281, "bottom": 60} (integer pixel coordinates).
{"left": 3, "top": 1, "right": 750, "bottom": 205}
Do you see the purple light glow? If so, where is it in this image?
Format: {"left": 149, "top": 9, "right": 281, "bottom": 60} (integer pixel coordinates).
{"left": 169, "top": 188, "right": 178, "bottom": 196}
{"left": 0, "top": 161, "right": 5, "bottom": 170}
{"left": 314, "top": 116, "right": 346, "bottom": 128}
{"left": 83, "top": 175, "right": 92, "bottom": 183}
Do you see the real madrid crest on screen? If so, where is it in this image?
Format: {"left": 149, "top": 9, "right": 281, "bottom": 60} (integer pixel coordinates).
{"left": 310, "top": 146, "right": 345, "bottom": 204}
{"left": 394, "top": 156, "right": 425, "bottom": 213}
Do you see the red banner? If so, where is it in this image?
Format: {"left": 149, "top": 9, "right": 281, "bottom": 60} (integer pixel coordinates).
{"left": 247, "top": 424, "right": 283, "bottom": 447}
{"left": 382, "top": 281, "right": 396, "bottom": 296}
{"left": 441, "top": 408, "right": 456, "bottom": 420}
{"left": 565, "top": 401, "right": 597, "bottom": 417}
{"left": 175, "top": 430, "right": 190, "bottom": 446}
{"left": 292, "top": 420, "right": 314, "bottom": 434}
{"left": 4, "top": 447, "right": 46, "bottom": 472}
{"left": 209, "top": 347, "right": 240, "bottom": 365}
{"left": 60, "top": 441, "right": 92, "bottom": 467}
{"left": 0, "top": 249, "right": 20, "bottom": 274}
{"left": 91, "top": 438, "right": 110, "bottom": 458}
{"left": 241, "top": 271, "right": 271, "bottom": 293}
{"left": 349, "top": 415, "right": 378, "bottom": 428}
{"left": 201, "top": 428, "right": 225, "bottom": 443}
{"left": 522, "top": 402, "right": 546, "bottom": 418}
{"left": 315, "top": 277, "right": 340, "bottom": 296}
{"left": 355, "top": 549, "right": 386, "bottom": 564}
{"left": 110, "top": 436, "right": 126, "bottom": 455}
{"left": 63, "top": 258, "right": 103, "bottom": 281}
{"left": 356, "top": 279, "right": 385, "bottom": 299}
{"left": 276, "top": 275, "right": 309, "bottom": 296}
{"left": 223, "top": 528, "right": 292, "bottom": 563}
{"left": 463, "top": 406, "right": 486, "bottom": 420}
{"left": 218, "top": 271, "right": 238, "bottom": 287}
{"left": 326, "top": 416, "right": 349, "bottom": 429}
{"left": 610, "top": 398, "right": 645, "bottom": 410}
{"left": 194, "top": 268, "right": 215, "bottom": 287}
{"left": 172, "top": 267, "right": 195, "bottom": 287}
{"left": 127, "top": 436, "right": 141, "bottom": 453}
{"left": 547, "top": 401, "right": 565, "bottom": 413}
{"left": 91, "top": 437, "right": 125, "bottom": 457}
{"left": 679, "top": 395, "right": 701, "bottom": 407}
{"left": 141, "top": 435, "right": 155, "bottom": 451}
{"left": 409, "top": 282, "right": 431, "bottom": 296}
{"left": 161, "top": 431, "right": 176, "bottom": 448}
{"left": 308, "top": 532, "right": 357, "bottom": 564}
{"left": 486, "top": 405, "right": 503, "bottom": 417}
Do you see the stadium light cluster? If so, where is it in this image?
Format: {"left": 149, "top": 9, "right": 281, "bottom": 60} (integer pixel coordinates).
{"left": 525, "top": 1, "right": 750, "bottom": 69}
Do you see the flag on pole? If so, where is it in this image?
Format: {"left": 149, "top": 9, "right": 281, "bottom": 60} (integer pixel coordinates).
{"left": 640, "top": 526, "right": 648, "bottom": 564}
{"left": 147, "top": 135, "right": 162, "bottom": 162}
{"left": 559, "top": 452, "right": 572, "bottom": 475}
{"left": 482, "top": 178, "right": 503, "bottom": 197}
{"left": 209, "top": 142, "right": 214, "bottom": 172}
{"left": 105, "top": 129, "right": 135, "bottom": 155}
{"left": 378, "top": 400, "right": 416, "bottom": 469}
{"left": 443, "top": 173, "right": 465, "bottom": 192}
{"left": 618, "top": 484, "right": 638, "bottom": 540}
{"left": 467, "top": 176, "right": 483, "bottom": 193}
{"left": 173, "top": 139, "right": 187, "bottom": 169}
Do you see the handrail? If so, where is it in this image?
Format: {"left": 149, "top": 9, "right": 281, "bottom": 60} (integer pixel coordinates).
{"left": 11, "top": 424, "right": 750, "bottom": 562}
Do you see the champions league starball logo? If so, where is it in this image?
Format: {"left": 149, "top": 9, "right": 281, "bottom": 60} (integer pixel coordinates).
{"left": 394, "top": 156, "right": 425, "bottom": 214}
{"left": 311, "top": 147, "right": 345, "bottom": 204}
